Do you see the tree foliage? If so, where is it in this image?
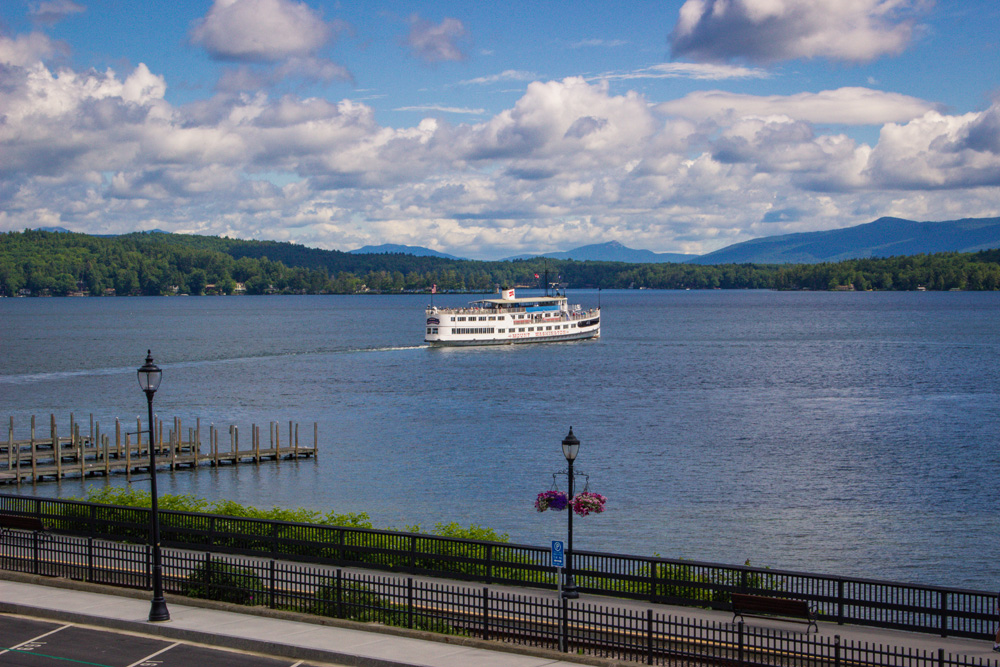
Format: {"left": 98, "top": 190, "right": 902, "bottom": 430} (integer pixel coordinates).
{"left": 4, "top": 229, "right": 1000, "bottom": 296}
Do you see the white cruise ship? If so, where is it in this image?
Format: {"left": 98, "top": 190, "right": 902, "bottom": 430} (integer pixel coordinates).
{"left": 425, "top": 288, "right": 600, "bottom": 346}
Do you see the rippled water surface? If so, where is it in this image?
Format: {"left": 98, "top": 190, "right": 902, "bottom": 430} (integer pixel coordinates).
{"left": 3, "top": 291, "right": 999, "bottom": 590}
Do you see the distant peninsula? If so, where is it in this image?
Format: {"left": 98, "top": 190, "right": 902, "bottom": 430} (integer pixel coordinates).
{"left": 4, "top": 216, "right": 1000, "bottom": 296}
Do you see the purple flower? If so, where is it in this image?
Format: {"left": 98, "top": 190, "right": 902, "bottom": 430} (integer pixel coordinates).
{"left": 534, "top": 490, "right": 568, "bottom": 512}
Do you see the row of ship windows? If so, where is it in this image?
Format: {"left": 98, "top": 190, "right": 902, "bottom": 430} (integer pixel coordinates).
{"left": 427, "top": 323, "right": 580, "bottom": 335}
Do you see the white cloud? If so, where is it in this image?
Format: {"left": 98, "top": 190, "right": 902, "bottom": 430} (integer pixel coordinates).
{"left": 669, "top": 0, "right": 931, "bottom": 64}
{"left": 866, "top": 109, "right": 1000, "bottom": 188}
{"left": 191, "top": 0, "right": 331, "bottom": 62}
{"left": 1, "top": 51, "right": 999, "bottom": 257}
{"left": 657, "top": 87, "right": 941, "bottom": 125}
{"left": 395, "top": 105, "right": 485, "bottom": 115}
{"left": 597, "top": 62, "right": 769, "bottom": 81}
{"left": 458, "top": 70, "right": 537, "bottom": 86}
{"left": 0, "top": 32, "right": 62, "bottom": 66}
{"left": 404, "top": 15, "right": 468, "bottom": 63}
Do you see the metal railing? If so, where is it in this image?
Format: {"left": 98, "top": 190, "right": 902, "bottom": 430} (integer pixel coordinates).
{"left": 0, "top": 530, "right": 996, "bottom": 667}
{"left": 0, "top": 493, "right": 995, "bottom": 640}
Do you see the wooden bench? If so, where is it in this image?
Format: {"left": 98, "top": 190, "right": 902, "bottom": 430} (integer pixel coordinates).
{"left": 0, "top": 513, "right": 48, "bottom": 537}
{"left": 731, "top": 593, "right": 818, "bottom": 632}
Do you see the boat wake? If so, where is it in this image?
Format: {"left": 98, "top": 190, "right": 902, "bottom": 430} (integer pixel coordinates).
{"left": 0, "top": 345, "right": 431, "bottom": 385}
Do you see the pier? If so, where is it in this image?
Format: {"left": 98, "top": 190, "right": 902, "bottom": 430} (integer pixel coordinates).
{"left": 1, "top": 414, "right": 318, "bottom": 485}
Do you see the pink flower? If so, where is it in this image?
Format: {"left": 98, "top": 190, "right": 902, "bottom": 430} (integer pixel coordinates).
{"left": 570, "top": 492, "right": 607, "bottom": 517}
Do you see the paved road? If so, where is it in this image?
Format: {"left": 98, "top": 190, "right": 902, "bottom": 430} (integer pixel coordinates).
{"left": 0, "top": 614, "right": 338, "bottom": 667}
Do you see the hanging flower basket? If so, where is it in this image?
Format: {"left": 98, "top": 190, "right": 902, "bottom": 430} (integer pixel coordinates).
{"left": 570, "top": 491, "right": 607, "bottom": 516}
{"left": 534, "top": 490, "right": 568, "bottom": 512}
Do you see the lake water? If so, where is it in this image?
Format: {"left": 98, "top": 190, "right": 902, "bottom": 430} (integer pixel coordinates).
{"left": 2, "top": 290, "right": 999, "bottom": 590}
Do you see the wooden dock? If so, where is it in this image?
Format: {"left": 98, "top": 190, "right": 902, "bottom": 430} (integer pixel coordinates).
{"left": 1, "top": 414, "right": 318, "bottom": 485}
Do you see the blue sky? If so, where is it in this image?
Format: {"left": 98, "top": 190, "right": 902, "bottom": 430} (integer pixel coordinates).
{"left": 1, "top": 0, "right": 998, "bottom": 259}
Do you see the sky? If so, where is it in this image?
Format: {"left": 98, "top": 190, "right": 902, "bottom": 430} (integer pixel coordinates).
{"left": 1, "top": 0, "right": 999, "bottom": 259}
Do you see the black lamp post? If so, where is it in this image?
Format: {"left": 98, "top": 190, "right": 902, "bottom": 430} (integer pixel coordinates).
{"left": 137, "top": 350, "right": 169, "bottom": 622}
{"left": 561, "top": 427, "right": 580, "bottom": 599}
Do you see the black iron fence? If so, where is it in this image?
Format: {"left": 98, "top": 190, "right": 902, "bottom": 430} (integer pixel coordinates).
{"left": 1, "top": 493, "right": 996, "bottom": 641}
{"left": 0, "top": 529, "right": 997, "bottom": 667}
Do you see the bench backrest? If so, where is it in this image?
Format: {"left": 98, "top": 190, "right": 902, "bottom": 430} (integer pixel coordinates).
{"left": 732, "top": 593, "right": 810, "bottom": 617}
{"left": 0, "top": 514, "right": 46, "bottom": 531}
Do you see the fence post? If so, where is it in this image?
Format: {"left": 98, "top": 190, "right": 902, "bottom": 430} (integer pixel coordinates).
{"left": 940, "top": 590, "right": 948, "bottom": 637}
{"left": 32, "top": 530, "right": 40, "bottom": 576}
{"left": 87, "top": 537, "right": 94, "bottom": 583}
{"left": 204, "top": 551, "right": 212, "bottom": 590}
{"left": 485, "top": 543, "right": 493, "bottom": 584}
{"left": 336, "top": 569, "right": 343, "bottom": 618}
{"left": 737, "top": 620, "right": 744, "bottom": 665}
{"left": 269, "top": 559, "right": 276, "bottom": 609}
{"left": 145, "top": 544, "right": 152, "bottom": 590}
{"left": 837, "top": 578, "right": 845, "bottom": 625}
{"left": 834, "top": 634, "right": 841, "bottom": 667}
{"left": 938, "top": 647, "right": 945, "bottom": 667}
{"left": 646, "top": 608, "right": 653, "bottom": 665}
{"left": 407, "top": 578, "right": 414, "bottom": 629}
{"left": 409, "top": 534, "right": 417, "bottom": 570}
{"left": 481, "top": 586, "right": 489, "bottom": 641}
{"left": 560, "top": 596, "right": 569, "bottom": 653}
{"left": 650, "top": 558, "right": 659, "bottom": 603}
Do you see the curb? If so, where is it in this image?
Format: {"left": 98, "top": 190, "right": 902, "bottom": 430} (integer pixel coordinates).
{"left": 0, "top": 571, "right": 625, "bottom": 666}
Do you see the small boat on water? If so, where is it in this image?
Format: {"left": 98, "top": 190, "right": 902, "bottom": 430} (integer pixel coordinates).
{"left": 425, "top": 288, "right": 600, "bottom": 346}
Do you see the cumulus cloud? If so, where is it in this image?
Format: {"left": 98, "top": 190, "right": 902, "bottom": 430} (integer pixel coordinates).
{"left": 0, "top": 32, "right": 62, "bottom": 66}
{"left": 866, "top": 109, "right": 1000, "bottom": 188}
{"left": 669, "top": 0, "right": 930, "bottom": 64}
{"left": 2, "top": 46, "right": 999, "bottom": 257}
{"left": 191, "top": 0, "right": 331, "bottom": 62}
{"left": 657, "top": 88, "right": 942, "bottom": 125}
{"left": 405, "top": 15, "right": 468, "bottom": 63}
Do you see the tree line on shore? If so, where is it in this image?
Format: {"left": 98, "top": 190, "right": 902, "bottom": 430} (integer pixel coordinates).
{"left": 4, "top": 229, "right": 1000, "bottom": 297}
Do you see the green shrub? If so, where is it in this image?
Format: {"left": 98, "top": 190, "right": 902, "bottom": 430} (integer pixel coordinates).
{"left": 310, "top": 577, "right": 459, "bottom": 634}
{"left": 182, "top": 559, "right": 265, "bottom": 605}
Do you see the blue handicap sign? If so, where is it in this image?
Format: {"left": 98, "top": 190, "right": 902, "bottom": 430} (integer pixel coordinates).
{"left": 551, "top": 540, "right": 565, "bottom": 568}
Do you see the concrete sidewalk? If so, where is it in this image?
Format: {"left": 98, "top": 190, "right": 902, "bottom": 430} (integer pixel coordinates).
{"left": 0, "top": 574, "right": 602, "bottom": 667}
{"left": 2, "top": 571, "right": 998, "bottom": 666}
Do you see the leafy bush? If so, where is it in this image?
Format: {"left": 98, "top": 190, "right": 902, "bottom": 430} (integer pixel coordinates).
{"left": 310, "top": 577, "right": 459, "bottom": 634}
{"left": 182, "top": 559, "right": 265, "bottom": 605}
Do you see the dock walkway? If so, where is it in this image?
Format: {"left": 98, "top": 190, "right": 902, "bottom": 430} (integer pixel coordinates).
{"left": 2, "top": 414, "right": 318, "bottom": 485}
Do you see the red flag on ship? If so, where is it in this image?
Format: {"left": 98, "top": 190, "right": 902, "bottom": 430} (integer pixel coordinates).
{"left": 534, "top": 273, "right": 539, "bottom": 279}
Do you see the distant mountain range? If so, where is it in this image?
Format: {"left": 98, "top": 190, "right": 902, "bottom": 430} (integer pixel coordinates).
{"left": 348, "top": 243, "right": 462, "bottom": 260}
{"left": 35, "top": 216, "right": 1000, "bottom": 265}
{"left": 353, "top": 216, "right": 1000, "bottom": 264}
{"left": 503, "top": 240, "right": 695, "bottom": 263}
{"left": 688, "top": 216, "right": 1000, "bottom": 265}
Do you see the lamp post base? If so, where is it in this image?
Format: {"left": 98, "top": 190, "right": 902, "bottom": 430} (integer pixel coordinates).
{"left": 148, "top": 597, "right": 170, "bottom": 622}
{"left": 561, "top": 575, "right": 579, "bottom": 599}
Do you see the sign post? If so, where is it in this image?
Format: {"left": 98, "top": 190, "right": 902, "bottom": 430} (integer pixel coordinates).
{"left": 552, "top": 540, "right": 566, "bottom": 652}
{"left": 552, "top": 541, "right": 565, "bottom": 594}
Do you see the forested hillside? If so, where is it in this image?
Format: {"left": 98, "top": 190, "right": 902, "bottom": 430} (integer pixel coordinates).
{"left": 3, "top": 230, "right": 1000, "bottom": 296}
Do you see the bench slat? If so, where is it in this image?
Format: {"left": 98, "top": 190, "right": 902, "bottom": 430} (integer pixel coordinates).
{"left": 732, "top": 593, "right": 817, "bottom": 632}
{"left": 0, "top": 514, "right": 46, "bottom": 531}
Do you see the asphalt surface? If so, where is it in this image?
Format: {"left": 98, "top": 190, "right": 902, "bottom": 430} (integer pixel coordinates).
{"left": 0, "top": 576, "right": 596, "bottom": 667}
{"left": 0, "top": 614, "right": 336, "bottom": 667}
